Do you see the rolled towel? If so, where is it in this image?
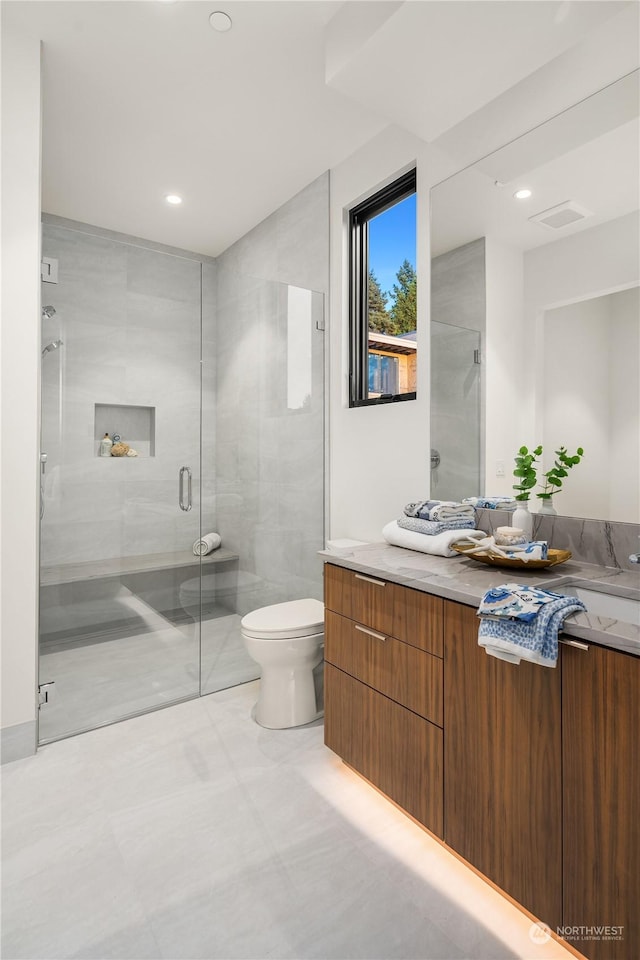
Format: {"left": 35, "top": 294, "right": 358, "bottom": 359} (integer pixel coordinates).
{"left": 404, "top": 499, "right": 475, "bottom": 521}
{"left": 397, "top": 516, "right": 477, "bottom": 536}
{"left": 383, "top": 521, "right": 487, "bottom": 557}
{"left": 454, "top": 534, "right": 548, "bottom": 562}
{"left": 192, "top": 532, "right": 221, "bottom": 556}
{"left": 494, "top": 526, "right": 527, "bottom": 546}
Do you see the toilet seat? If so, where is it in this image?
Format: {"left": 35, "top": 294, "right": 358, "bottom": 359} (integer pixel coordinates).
{"left": 241, "top": 598, "right": 324, "bottom": 640}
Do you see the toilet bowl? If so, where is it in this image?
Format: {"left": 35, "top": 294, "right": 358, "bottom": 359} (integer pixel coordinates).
{"left": 241, "top": 598, "right": 325, "bottom": 729}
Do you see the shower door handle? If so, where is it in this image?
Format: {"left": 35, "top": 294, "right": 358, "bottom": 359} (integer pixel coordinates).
{"left": 179, "top": 466, "right": 192, "bottom": 512}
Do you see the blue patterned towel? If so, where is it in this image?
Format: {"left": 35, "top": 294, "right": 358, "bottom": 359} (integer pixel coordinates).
{"left": 404, "top": 499, "right": 476, "bottom": 522}
{"left": 463, "top": 496, "right": 518, "bottom": 511}
{"left": 397, "top": 515, "right": 477, "bottom": 536}
{"left": 478, "top": 583, "right": 562, "bottom": 621}
{"left": 477, "top": 585, "right": 586, "bottom": 666}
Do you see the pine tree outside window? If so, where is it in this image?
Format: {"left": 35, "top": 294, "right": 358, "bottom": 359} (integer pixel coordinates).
{"left": 349, "top": 169, "right": 417, "bottom": 407}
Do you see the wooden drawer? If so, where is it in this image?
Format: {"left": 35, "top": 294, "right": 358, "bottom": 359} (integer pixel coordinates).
{"left": 324, "top": 563, "right": 443, "bottom": 658}
{"left": 324, "top": 610, "right": 443, "bottom": 727}
{"left": 325, "top": 563, "right": 394, "bottom": 636}
{"left": 325, "top": 663, "right": 443, "bottom": 837}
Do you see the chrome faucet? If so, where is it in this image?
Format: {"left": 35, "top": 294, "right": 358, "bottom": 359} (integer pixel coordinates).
{"left": 630, "top": 537, "right": 640, "bottom": 564}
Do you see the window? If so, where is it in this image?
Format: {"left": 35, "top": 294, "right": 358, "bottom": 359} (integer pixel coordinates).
{"left": 349, "top": 169, "right": 417, "bottom": 407}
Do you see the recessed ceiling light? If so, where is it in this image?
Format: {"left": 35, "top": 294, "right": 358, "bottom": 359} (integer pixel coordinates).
{"left": 209, "top": 11, "right": 232, "bottom": 32}
{"left": 165, "top": 194, "right": 183, "bottom": 205}
{"left": 514, "top": 188, "right": 532, "bottom": 200}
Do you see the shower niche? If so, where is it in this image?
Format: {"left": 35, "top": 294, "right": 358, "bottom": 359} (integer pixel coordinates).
{"left": 94, "top": 403, "right": 155, "bottom": 457}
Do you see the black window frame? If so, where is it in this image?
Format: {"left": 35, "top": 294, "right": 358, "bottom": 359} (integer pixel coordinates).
{"left": 349, "top": 168, "right": 417, "bottom": 408}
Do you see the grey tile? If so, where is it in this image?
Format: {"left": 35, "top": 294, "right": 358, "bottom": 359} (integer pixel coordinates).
{"left": 126, "top": 245, "right": 201, "bottom": 304}
{"left": 1, "top": 685, "right": 577, "bottom": 960}
{"left": 1, "top": 820, "right": 159, "bottom": 960}
{"left": 276, "top": 172, "right": 329, "bottom": 293}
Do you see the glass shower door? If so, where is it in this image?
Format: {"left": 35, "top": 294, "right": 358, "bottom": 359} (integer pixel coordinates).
{"left": 430, "top": 320, "right": 482, "bottom": 500}
{"left": 199, "top": 275, "right": 325, "bottom": 698}
{"left": 38, "top": 225, "right": 203, "bottom": 742}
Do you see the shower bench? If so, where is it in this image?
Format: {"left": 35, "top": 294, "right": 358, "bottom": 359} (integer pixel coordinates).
{"left": 39, "top": 548, "right": 242, "bottom": 644}
{"left": 40, "top": 547, "right": 238, "bottom": 587}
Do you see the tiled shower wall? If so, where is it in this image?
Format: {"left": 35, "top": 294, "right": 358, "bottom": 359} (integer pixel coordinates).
{"left": 213, "top": 173, "right": 329, "bottom": 610}
{"left": 41, "top": 171, "right": 328, "bottom": 604}
{"left": 40, "top": 221, "right": 216, "bottom": 567}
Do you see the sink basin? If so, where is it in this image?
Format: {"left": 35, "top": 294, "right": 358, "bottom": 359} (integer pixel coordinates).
{"left": 561, "top": 584, "right": 640, "bottom": 627}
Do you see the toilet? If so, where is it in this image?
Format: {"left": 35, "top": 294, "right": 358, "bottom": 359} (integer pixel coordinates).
{"left": 241, "top": 598, "right": 325, "bottom": 729}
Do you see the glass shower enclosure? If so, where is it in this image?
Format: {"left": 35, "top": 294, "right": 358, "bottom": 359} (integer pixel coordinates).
{"left": 39, "top": 225, "right": 207, "bottom": 741}
{"left": 38, "top": 221, "right": 325, "bottom": 743}
{"left": 430, "top": 320, "right": 482, "bottom": 501}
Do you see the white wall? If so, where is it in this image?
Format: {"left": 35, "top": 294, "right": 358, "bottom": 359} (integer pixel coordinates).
{"left": 328, "top": 126, "right": 460, "bottom": 542}
{"left": 542, "top": 289, "right": 640, "bottom": 523}
{"left": 0, "top": 24, "right": 42, "bottom": 758}
{"left": 525, "top": 213, "right": 640, "bottom": 520}
{"left": 542, "top": 298, "right": 611, "bottom": 521}
{"left": 609, "top": 287, "right": 640, "bottom": 522}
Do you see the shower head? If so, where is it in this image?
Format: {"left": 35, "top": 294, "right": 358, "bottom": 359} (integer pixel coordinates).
{"left": 42, "top": 339, "right": 63, "bottom": 357}
{"left": 42, "top": 305, "right": 56, "bottom": 320}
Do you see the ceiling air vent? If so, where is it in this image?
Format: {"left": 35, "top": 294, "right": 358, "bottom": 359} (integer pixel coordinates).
{"left": 529, "top": 201, "right": 593, "bottom": 230}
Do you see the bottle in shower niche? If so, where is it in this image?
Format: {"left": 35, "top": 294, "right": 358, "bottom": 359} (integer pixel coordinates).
{"left": 99, "top": 433, "right": 113, "bottom": 457}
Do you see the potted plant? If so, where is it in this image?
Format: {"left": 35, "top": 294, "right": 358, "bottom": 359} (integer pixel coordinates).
{"left": 512, "top": 445, "right": 543, "bottom": 502}
{"left": 536, "top": 445, "right": 584, "bottom": 514}
{"left": 511, "top": 445, "right": 542, "bottom": 536}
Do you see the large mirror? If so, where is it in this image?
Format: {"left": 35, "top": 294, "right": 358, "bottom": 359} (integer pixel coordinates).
{"left": 430, "top": 71, "right": 639, "bottom": 523}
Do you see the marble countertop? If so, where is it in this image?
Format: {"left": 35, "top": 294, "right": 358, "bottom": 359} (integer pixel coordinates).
{"left": 320, "top": 543, "right": 640, "bottom": 658}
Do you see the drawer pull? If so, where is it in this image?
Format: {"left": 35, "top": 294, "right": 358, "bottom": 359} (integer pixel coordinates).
{"left": 559, "top": 638, "right": 589, "bottom": 651}
{"left": 355, "top": 624, "right": 387, "bottom": 642}
{"left": 354, "top": 573, "right": 386, "bottom": 587}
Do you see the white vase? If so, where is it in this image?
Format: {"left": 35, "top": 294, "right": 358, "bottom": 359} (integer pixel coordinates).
{"left": 512, "top": 503, "right": 533, "bottom": 539}
{"left": 537, "top": 500, "right": 557, "bottom": 516}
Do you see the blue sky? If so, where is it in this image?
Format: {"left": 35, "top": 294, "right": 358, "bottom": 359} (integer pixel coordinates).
{"left": 368, "top": 192, "right": 416, "bottom": 301}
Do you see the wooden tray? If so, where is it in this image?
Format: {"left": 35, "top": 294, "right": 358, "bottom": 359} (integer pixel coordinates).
{"left": 451, "top": 543, "right": 571, "bottom": 569}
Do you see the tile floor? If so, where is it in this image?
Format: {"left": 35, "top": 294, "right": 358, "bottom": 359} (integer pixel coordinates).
{"left": 2, "top": 682, "right": 575, "bottom": 960}
{"left": 38, "top": 610, "right": 258, "bottom": 742}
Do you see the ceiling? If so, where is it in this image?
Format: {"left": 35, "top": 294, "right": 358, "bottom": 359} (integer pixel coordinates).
{"left": 431, "top": 72, "right": 640, "bottom": 257}
{"left": 3, "top": 0, "right": 638, "bottom": 257}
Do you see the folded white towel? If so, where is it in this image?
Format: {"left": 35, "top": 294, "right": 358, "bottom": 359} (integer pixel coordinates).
{"left": 193, "top": 532, "right": 221, "bottom": 556}
{"left": 382, "top": 521, "right": 487, "bottom": 557}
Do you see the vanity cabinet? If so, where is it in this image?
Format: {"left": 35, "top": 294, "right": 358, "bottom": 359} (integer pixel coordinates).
{"left": 443, "top": 600, "right": 563, "bottom": 932}
{"left": 324, "top": 564, "right": 444, "bottom": 836}
{"left": 324, "top": 560, "right": 638, "bottom": 960}
{"left": 562, "top": 642, "right": 640, "bottom": 960}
